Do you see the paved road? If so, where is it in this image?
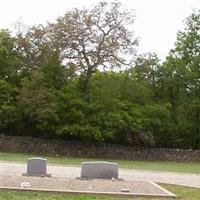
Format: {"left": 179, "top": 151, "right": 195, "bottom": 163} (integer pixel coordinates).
{"left": 1, "top": 162, "right": 200, "bottom": 188}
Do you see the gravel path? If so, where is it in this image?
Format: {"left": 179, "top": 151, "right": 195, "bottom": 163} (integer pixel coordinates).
{"left": 1, "top": 162, "right": 200, "bottom": 188}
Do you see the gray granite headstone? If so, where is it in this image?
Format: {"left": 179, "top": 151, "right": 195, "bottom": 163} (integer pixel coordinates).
{"left": 23, "top": 157, "right": 51, "bottom": 177}
{"left": 81, "top": 161, "right": 118, "bottom": 179}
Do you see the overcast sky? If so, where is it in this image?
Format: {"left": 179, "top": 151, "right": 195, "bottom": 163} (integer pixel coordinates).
{"left": 1, "top": 0, "right": 200, "bottom": 60}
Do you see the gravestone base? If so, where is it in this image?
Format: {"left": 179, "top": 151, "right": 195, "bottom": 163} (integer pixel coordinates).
{"left": 76, "top": 177, "right": 124, "bottom": 181}
{"left": 22, "top": 173, "right": 52, "bottom": 177}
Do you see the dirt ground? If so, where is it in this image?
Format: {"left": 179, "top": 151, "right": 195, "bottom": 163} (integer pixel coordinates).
{"left": 1, "top": 174, "right": 172, "bottom": 196}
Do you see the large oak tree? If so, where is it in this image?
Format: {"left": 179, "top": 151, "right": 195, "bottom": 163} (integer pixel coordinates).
{"left": 49, "top": 2, "right": 138, "bottom": 93}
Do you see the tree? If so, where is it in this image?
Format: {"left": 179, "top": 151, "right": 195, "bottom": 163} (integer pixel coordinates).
{"left": 88, "top": 72, "right": 154, "bottom": 145}
{"left": 14, "top": 23, "right": 79, "bottom": 88}
{"left": 49, "top": 2, "right": 138, "bottom": 94}
{"left": 156, "top": 11, "right": 200, "bottom": 148}
{"left": 126, "top": 52, "right": 160, "bottom": 101}
{"left": 17, "top": 71, "right": 58, "bottom": 137}
{"left": 0, "top": 30, "right": 19, "bottom": 83}
{"left": 133, "top": 53, "right": 160, "bottom": 82}
{"left": 14, "top": 25, "right": 51, "bottom": 75}
{"left": 40, "top": 51, "right": 73, "bottom": 89}
{"left": 174, "top": 11, "right": 200, "bottom": 148}
{"left": 0, "top": 80, "right": 19, "bottom": 133}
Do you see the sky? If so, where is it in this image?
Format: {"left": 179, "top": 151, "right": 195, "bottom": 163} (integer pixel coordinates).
{"left": 1, "top": 0, "right": 200, "bottom": 60}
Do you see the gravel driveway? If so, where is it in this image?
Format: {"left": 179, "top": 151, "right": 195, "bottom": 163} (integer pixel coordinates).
{"left": 1, "top": 162, "right": 200, "bottom": 188}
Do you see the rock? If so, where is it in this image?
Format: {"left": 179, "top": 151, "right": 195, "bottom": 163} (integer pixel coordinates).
{"left": 120, "top": 188, "right": 130, "bottom": 192}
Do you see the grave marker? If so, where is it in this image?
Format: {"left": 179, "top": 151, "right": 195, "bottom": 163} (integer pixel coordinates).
{"left": 23, "top": 157, "right": 51, "bottom": 177}
{"left": 81, "top": 161, "right": 118, "bottom": 179}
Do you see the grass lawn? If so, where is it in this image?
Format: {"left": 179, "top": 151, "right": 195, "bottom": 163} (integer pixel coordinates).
{"left": 1, "top": 185, "right": 200, "bottom": 200}
{"left": 1, "top": 152, "right": 200, "bottom": 173}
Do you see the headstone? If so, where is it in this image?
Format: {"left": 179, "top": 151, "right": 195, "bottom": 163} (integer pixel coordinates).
{"left": 23, "top": 157, "right": 51, "bottom": 177}
{"left": 81, "top": 161, "right": 118, "bottom": 179}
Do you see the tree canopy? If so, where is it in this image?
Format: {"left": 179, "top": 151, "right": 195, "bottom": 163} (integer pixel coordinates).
{"left": 0, "top": 4, "right": 199, "bottom": 149}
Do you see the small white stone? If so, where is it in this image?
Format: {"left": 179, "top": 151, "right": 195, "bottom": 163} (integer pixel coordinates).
{"left": 20, "top": 182, "right": 31, "bottom": 188}
{"left": 112, "top": 177, "right": 116, "bottom": 182}
{"left": 120, "top": 188, "right": 130, "bottom": 192}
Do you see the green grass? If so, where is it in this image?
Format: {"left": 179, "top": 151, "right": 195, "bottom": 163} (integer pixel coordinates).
{"left": 1, "top": 152, "right": 200, "bottom": 173}
{"left": 163, "top": 184, "right": 200, "bottom": 200}
{"left": 1, "top": 185, "right": 200, "bottom": 200}
{"left": 0, "top": 190, "right": 123, "bottom": 200}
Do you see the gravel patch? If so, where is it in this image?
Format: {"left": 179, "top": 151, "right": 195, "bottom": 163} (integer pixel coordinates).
{"left": 1, "top": 174, "right": 174, "bottom": 197}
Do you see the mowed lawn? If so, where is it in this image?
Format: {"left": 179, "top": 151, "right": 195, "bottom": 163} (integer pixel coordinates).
{"left": 1, "top": 152, "right": 200, "bottom": 173}
{"left": 1, "top": 185, "right": 200, "bottom": 200}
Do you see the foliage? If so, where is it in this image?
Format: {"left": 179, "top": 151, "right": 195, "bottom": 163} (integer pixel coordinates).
{"left": 49, "top": 2, "right": 138, "bottom": 93}
{"left": 17, "top": 71, "right": 58, "bottom": 137}
{"left": 0, "top": 7, "right": 199, "bottom": 148}
{"left": 0, "top": 80, "right": 19, "bottom": 133}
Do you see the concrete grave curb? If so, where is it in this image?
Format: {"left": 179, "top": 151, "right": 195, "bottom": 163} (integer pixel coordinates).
{"left": 0, "top": 186, "right": 176, "bottom": 198}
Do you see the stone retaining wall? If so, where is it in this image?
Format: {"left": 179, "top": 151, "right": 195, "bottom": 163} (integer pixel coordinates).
{"left": 0, "top": 135, "right": 200, "bottom": 162}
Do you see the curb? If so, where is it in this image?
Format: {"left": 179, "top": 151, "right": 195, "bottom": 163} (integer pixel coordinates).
{"left": 0, "top": 186, "right": 176, "bottom": 198}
